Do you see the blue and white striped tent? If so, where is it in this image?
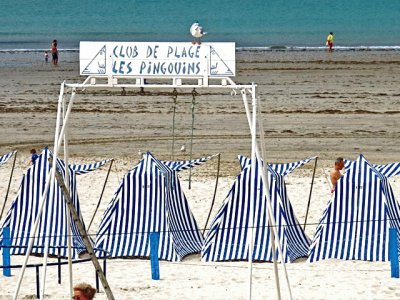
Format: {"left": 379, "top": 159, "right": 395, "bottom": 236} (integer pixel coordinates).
{"left": 345, "top": 159, "right": 400, "bottom": 178}
{"left": 201, "top": 156, "right": 315, "bottom": 263}
{"left": 0, "top": 150, "right": 16, "bottom": 167}
{"left": 95, "top": 151, "right": 212, "bottom": 261}
{"left": 0, "top": 148, "right": 110, "bottom": 258}
{"left": 308, "top": 154, "right": 400, "bottom": 262}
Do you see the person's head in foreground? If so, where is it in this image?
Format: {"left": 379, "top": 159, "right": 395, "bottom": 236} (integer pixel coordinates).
{"left": 334, "top": 157, "right": 344, "bottom": 170}
{"left": 73, "top": 283, "right": 96, "bottom": 300}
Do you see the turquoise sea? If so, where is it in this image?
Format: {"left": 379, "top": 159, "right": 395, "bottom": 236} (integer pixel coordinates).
{"left": 0, "top": 0, "right": 399, "bottom": 51}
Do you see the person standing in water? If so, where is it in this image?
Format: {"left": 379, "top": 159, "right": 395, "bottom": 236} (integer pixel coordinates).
{"left": 326, "top": 32, "right": 334, "bottom": 52}
{"left": 51, "top": 39, "right": 58, "bottom": 65}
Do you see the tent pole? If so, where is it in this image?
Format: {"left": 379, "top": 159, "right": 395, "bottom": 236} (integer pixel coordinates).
{"left": 248, "top": 83, "right": 257, "bottom": 300}
{"left": 188, "top": 88, "right": 197, "bottom": 190}
{"left": 202, "top": 153, "right": 221, "bottom": 235}
{"left": 242, "top": 88, "right": 288, "bottom": 300}
{"left": 0, "top": 151, "right": 17, "bottom": 220}
{"left": 13, "top": 82, "right": 65, "bottom": 300}
{"left": 257, "top": 153, "right": 292, "bottom": 300}
{"left": 40, "top": 85, "right": 75, "bottom": 299}
{"left": 170, "top": 89, "right": 178, "bottom": 160}
{"left": 304, "top": 157, "right": 318, "bottom": 230}
{"left": 63, "top": 90, "right": 74, "bottom": 299}
{"left": 241, "top": 85, "right": 256, "bottom": 299}
{"left": 88, "top": 159, "right": 114, "bottom": 232}
{"left": 53, "top": 164, "right": 115, "bottom": 300}
{"left": 256, "top": 103, "right": 292, "bottom": 299}
{"left": 256, "top": 98, "right": 282, "bottom": 300}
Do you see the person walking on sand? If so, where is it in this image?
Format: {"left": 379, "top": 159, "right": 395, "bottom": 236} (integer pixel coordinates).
{"left": 73, "top": 283, "right": 96, "bottom": 300}
{"left": 51, "top": 39, "right": 58, "bottom": 65}
{"left": 44, "top": 51, "right": 49, "bottom": 63}
{"left": 326, "top": 32, "right": 334, "bottom": 52}
{"left": 330, "top": 157, "right": 344, "bottom": 193}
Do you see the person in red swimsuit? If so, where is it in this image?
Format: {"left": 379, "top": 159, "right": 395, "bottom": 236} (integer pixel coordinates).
{"left": 51, "top": 39, "right": 58, "bottom": 65}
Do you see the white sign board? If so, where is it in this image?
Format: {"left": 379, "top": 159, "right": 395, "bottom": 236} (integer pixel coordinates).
{"left": 80, "top": 42, "right": 235, "bottom": 77}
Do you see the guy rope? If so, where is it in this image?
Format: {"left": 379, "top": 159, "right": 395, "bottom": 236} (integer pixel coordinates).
{"left": 188, "top": 88, "right": 197, "bottom": 189}
{"left": 171, "top": 88, "right": 178, "bottom": 160}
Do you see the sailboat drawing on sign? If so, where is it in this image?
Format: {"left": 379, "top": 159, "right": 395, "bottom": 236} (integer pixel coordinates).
{"left": 209, "top": 46, "right": 233, "bottom": 76}
{"left": 82, "top": 45, "right": 106, "bottom": 75}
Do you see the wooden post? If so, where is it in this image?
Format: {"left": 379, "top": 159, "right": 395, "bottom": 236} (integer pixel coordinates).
{"left": 150, "top": 232, "right": 160, "bottom": 280}
{"left": 96, "top": 270, "right": 100, "bottom": 292}
{"left": 389, "top": 228, "right": 399, "bottom": 278}
{"left": 57, "top": 247, "right": 62, "bottom": 284}
{"left": 35, "top": 266, "right": 40, "bottom": 299}
{"left": 2, "top": 227, "right": 11, "bottom": 277}
{"left": 103, "top": 258, "right": 107, "bottom": 278}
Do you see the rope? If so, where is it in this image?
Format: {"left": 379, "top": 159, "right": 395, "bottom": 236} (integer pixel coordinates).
{"left": 0, "top": 151, "right": 18, "bottom": 219}
{"left": 188, "top": 88, "right": 197, "bottom": 190}
{"left": 88, "top": 159, "right": 114, "bottom": 232}
{"left": 304, "top": 157, "right": 318, "bottom": 230}
{"left": 203, "top": 153, "right": 221, "bottom": 235}
{"left": 171, "top": 88, "right": 178, "bottom": 160}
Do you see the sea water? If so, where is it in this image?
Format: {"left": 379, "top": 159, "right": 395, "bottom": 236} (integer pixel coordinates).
{"left": 0, "top": 0, "right": 399, "bottom": 51}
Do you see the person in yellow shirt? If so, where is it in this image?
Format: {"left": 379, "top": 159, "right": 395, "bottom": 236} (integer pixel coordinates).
{"left": 326, "top": 32, "right": 334, "bottom": 51}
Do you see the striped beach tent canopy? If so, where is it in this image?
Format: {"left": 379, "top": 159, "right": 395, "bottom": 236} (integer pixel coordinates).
{"left": 344, "top": 159, "right": 400, "bottom": 178}
{"left": 202, "top": 156, "right": 315, "bottom": 263}
{"left": 95, "top": 151, "right": 212, "bottom": 261}
{"left": 308, "top": 154, "right": 400, "bottom": 262}
{"left": 161, "top": 155, "right": 213, "bottom": 171}
{"left": 239, "top": 155, "right": 316, "bottom": 176}
{"left": 0, "top": 148, "right": 110, "bottom": 258}
{"left": 0, "top": 150, "right": 16, "bottom": 166}
{"left": 373, "top": 163, "right": 400, "bottom": 178}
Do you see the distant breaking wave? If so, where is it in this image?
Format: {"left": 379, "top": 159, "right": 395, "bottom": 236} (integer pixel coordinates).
{"left": 0, "top": 45, "right": 399, "bottom": 53}
{"left": 0, "top": 48, "right": 79, "bottom": 53}
{"left": 237, "top": 45, "right": 400, "bottom": 51}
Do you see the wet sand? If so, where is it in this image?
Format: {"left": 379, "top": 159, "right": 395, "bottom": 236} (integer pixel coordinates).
{"left": 0, "top": 50, "right": 399, "bottom": 173}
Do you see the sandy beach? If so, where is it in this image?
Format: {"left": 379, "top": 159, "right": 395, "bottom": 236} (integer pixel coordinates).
{"left": 1, "top": 50, "right": 400, "bottom": 299}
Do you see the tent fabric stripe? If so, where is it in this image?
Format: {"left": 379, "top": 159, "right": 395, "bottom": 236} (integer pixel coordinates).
{"left": 202, "top": 156, "right": 313, "bottom": 263}
{"left": 345, "top": 159, "right": 400, "bottom": 178}
{"left": 239, "top": 155, "right": 317, "bottom": 176}
{"left": 372, "top": 163, "right": 400, "bottom": 178}
{"left": 162, "top": 155, "right": 213, "bottom": 172}
{"left": 0, "top": 150, "right": 16, "bottom": 166}
{"left": 95, "top": 152, "right": 209, "bottom": 262}
{"left": 308, "top": 154, "right": 400, "bottom": 262}
{"left": 69, "top": 159, "right": 111, "bottom": 175}
{"left": 0, "top": 148, "right": 107, "bottom": 258}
